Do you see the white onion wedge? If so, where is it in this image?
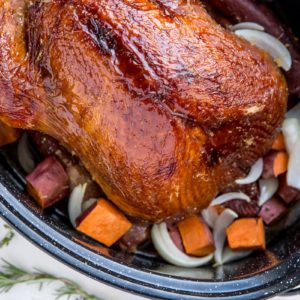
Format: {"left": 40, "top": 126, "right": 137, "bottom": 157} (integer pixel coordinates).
{"left": 282, "top": 118, "right": 300, "bottom": 154}
{"left": 202, "top": 206, "right": 218, "bottom": 229}
{"left": 232, "top": 22, "right": 264, "bottom": 32}
{"left": 286, "top": 102, "right": 300, "bottom": 121}
{"left": 82, "top": 198, "right": 97, "bottom": 212}
{"left": 151, "top": 223, "right": 213, "bottom": 267}
{"left": 258, "top": 178, "right": 279, "bottom": 206}
{"left": 235, "top": 158, "right": 263, "bottom": 185}
{"left": 285, "top": 200, "right": 300, "bottom": 228}
{"left": 234, "top": 29, "right": 292, "bottom": 71}
{"left": 213, "top": 209, "right": 238, "bottom": 265}
{"left": 287, "top": 136, "right": 300, "bottom": 189}
{"left": 222, "top": 247, "right": 252, "bottom": 264}
{"left": 17, "top": 133, "right": 35, "bottom": 173}
{"left": 68, "top": 183, "right": 87, "bottom": 227}
{"left": 210, "top": 192, "right": 250, "bottom": 206}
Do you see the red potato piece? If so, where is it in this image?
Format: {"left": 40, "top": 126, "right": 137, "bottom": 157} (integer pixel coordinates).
{"left": 26, "top": 156, "right": 69, "bottom": 208}
{"left": 209, "top": 0, "right": 300, "bottom": 97}
{"left": 259, "top": 196, "right": 287, "bottom": 225}
{"left": 224, "top": 200, "right": 260, "bottom": 218}
{"left": 77, "top": 199, "right": 132, "bottom": 247}
{"left": 166, "top": 221, "right": 184, "bottom": 252}
{"left": 226, "top": 218, "right": 266, "bottom": 251}
{"left": 0, "top": 121, "right": 20, "bottom": 146}
{"left": 262, "top": 151, "right": 277, "bottom": 179}
{"left": 278, "top": 174, "right": 300, "bottom": 204}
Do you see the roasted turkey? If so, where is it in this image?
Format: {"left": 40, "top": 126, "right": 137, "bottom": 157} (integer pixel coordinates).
{"left": 0, "top": 0, "right": 287, "bottom": 221}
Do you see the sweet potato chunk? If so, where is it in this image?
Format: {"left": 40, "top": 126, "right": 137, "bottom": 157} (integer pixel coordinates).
{"left": 26, "top": 156, "right": 69, "bottom": 208}
{"left": 0, "top": 121, "right": 20, "bottom": 146}
{"left": 226, "top": 218, "right": 266, "bottom": 251}
{"left": 178, "top": 215, "right": 215, "bottom": 257}
{"left": 77, "top": 199, "right": 132, "bottom": 247}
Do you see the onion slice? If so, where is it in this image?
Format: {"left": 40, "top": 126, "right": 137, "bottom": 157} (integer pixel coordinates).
{"left": 258, "top": 178, "right": 279, "bottom": 206}
{"left": 202, "top": 206, "right": 218, "bottom": 228}
{"left": 286, "top": 102, "right": 300, "bottom": 121}
{"left": 213, "top": 209, "right": 238, "bottom": 265}
{"left": 287, "top": 136, "right": 300, "bottom": 189}
{"left": 82, "top": 198, "right": 97, "bottom": 212}
{"left": 234, "top": 29, "right": 292, "bottom": 71}
{"left": 151, "top": 223, "right": 213, "bottom": 267}
{"left": 222, "top": 247, "right": 252, "bottom": 264}
{"left": 68, "top": 183, "right": 87, "bottom": 227}
{"left": 210, "top": 192, "right": 250, "bottom": 206}
{"left": 17, "top": 133, "right": 36, "bottom": 173}
{"left": 282, "top": 118, "right": 300, "bottom": 154}
{"left": 235, "top": 158, "right": 263, "bottom": 185}
{"left": 232, "top": 22, "right": 264, "bottom": 32}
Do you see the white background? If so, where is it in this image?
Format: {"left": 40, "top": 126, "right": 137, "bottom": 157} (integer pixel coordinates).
{"left": 0, "top": 219, "right": 297, "bottom": 300}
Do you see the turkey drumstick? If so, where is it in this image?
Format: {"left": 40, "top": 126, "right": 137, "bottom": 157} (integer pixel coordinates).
{"left": 0, "top": 0, "right": 287, "bottom": 221}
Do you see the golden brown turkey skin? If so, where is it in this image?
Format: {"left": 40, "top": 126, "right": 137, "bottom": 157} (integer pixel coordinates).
{"left": 0, "top": 0, "right": 287, "bottom": 221}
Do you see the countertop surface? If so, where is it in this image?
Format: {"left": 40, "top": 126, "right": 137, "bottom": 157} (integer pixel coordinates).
{"left": 0, "top": 218, "right": 298, "bottom": 300}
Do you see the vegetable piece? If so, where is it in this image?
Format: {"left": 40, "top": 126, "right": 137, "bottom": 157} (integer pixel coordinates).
{"left": 235, "top": 158, "right": 263, "bottom": 185}
{"left": 222, "top": 247, "right": 252, "bottom": 264}
{"left": 286, "top": 102, "right": 300, "bottom": 121}
{"left": 214, "top": 209, "right": 238, "bottom": 265}
{"left": 151, "top": 222, "right": 213, "bottom": 267}
{"left": 287, "top": 135, "right": 300, "bottom": 190}
{"left": 231, "top": 22, "right": 264, "bottom": 32}
{"left": 258, "top": 178, "right": 279, "bottom": 206}
{"left": 282, "top": 118, "right": 300, "bottom": 155}
{"left": 278, "top": 174, "right": 300, "bottom": 204}
{"left": 234, "top": 29, "right": 292, "bottom": 71}
{"left": 202, "top": 206, "right": 218, "bottom": 228}
{"left": 272, "top": 133, "right": 285, "bottom": 151}
{"left": 273, "top": 152, "right": 288, "bottom": 177}
{"left": 259, "top": 197, "right": 287, "bottom": 225}
{"left": 0, "top": 121, "right": 20, "bottom": 146}
{"left": 226, "top": 218, "right": 266, "bottom": 251}
{"left": 285, "top": 200, "right": 300, "bottom": 228}
{"left": 178, "top": 216, "right": 215, "bottom": 257}
{"left": 26, "top": 156, "right": 69, "bottom": 208}
{"left": 17, "top": 133, "right": 36, "bottom": 173}
{"left": 167, "top": 222, "right": 184, "bottom": 252}
{"left": 77, "top": 199, "right": 132, "bottom": 247}
{"left": 68, "top": 184, "right": 87, "bottom": 228}
{"left": 210, "top": 192, "right": 250, "bottom": 206}
{"left": 224, "top": 200, "right": 260, "bottom": 218}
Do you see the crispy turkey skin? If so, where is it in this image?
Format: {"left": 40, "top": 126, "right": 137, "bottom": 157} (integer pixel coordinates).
{"left": 0, "top": 0, "right": 287, "bottom": 221}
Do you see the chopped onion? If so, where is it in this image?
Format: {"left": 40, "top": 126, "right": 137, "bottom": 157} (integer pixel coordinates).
{"left": 286, "top": 102, "right": 300, "bottom": 121}
{"left": 282, "top": 118, "right": 300, "bottom": 154}
{"left": 68, "top": 183, "right": 87, "bottom": 227}
{"left": 232, "top": 22, "right": 264, "bottom": 32}
{"left": 285, "top": 199, "right": 300, "bottom": 228}
{"left": 210, "top": 192, "right": 250, "bottom": 206}
{"left": 234, "top": 29, "right": 292, "bottom": 71}
{"left": 235, "top": 158, "right": 263, "bottom": 185}
{"left": 151, "top": 222, "right": 213, "bottom": 267}
{"left": 258, "top": 178, "right": 279, "bottom": 206}
{"left": 287, "top": 136, "right": 300, "bottom": 189}
{"left": 82, "top": 198, "right": 97, "bottom": 212}
{"left": 202, "top": 206, "right": 218, "bottom": 228}
{"left": 222, "top": 247, "right": 252, "bottom": 264}
{"left": 17, "top": 133, "right": 36, "bottom": 173}
{"left": 213, "top": 209, "right": 238, "bottom": 265}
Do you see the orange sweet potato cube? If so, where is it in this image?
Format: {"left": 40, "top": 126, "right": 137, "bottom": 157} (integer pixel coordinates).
{"left": 226, "top": 218, "right": 266, "bottom": 251}
{"left": 77, "top": 199, "right": 132, "bottom": 247}
{"left": 178, "top": 215, "right": 215, "bottom": 257}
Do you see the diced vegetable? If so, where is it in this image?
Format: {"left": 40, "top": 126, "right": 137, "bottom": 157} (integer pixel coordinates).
{"left": 0, "top": 121, "right": 20, "bottom": 146}
{"left": 278, "top": 174, "right": 300, "bottom": 204}
{"left": 259, "top": 197, "right": 287, "bottom": 225}
{"left": 77, "top": 199, "right": 132, "bottom": 247}
{"left": 272, "top": 133, "right": 285, "bottom": 151}
{"left": 258, "top": 178, "right": 279, "bottom": 206}
{"left": 224, "top": 199, "right": 260, "bottom": 218}
{"left": 178, "top": 216, "right": 215, "bottom": 257}
{"left": 273, "top": 152, "right": 288, "bottom": 177}
{"left": 26, "top": 156, "right": 69, "bottom": 208}
{"left": 235, "top": 158, "right": 263, "bottom": 185}
{"left": 262, "top": 151, "right": 277, "bottom": 179}
{"left": 167, "top": 222, "right": 184, "bottom": 252}
{"left": 226, "top": 218, "right": 266, "bottom": 251}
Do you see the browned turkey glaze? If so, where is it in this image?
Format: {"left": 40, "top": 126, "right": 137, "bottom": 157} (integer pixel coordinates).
{"left": 0, "top": 0, "right": 287, "bottom": 221}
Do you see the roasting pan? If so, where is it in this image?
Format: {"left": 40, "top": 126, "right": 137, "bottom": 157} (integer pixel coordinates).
{"left": 0, "top": 0, "right": 300, "bottom": 299}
